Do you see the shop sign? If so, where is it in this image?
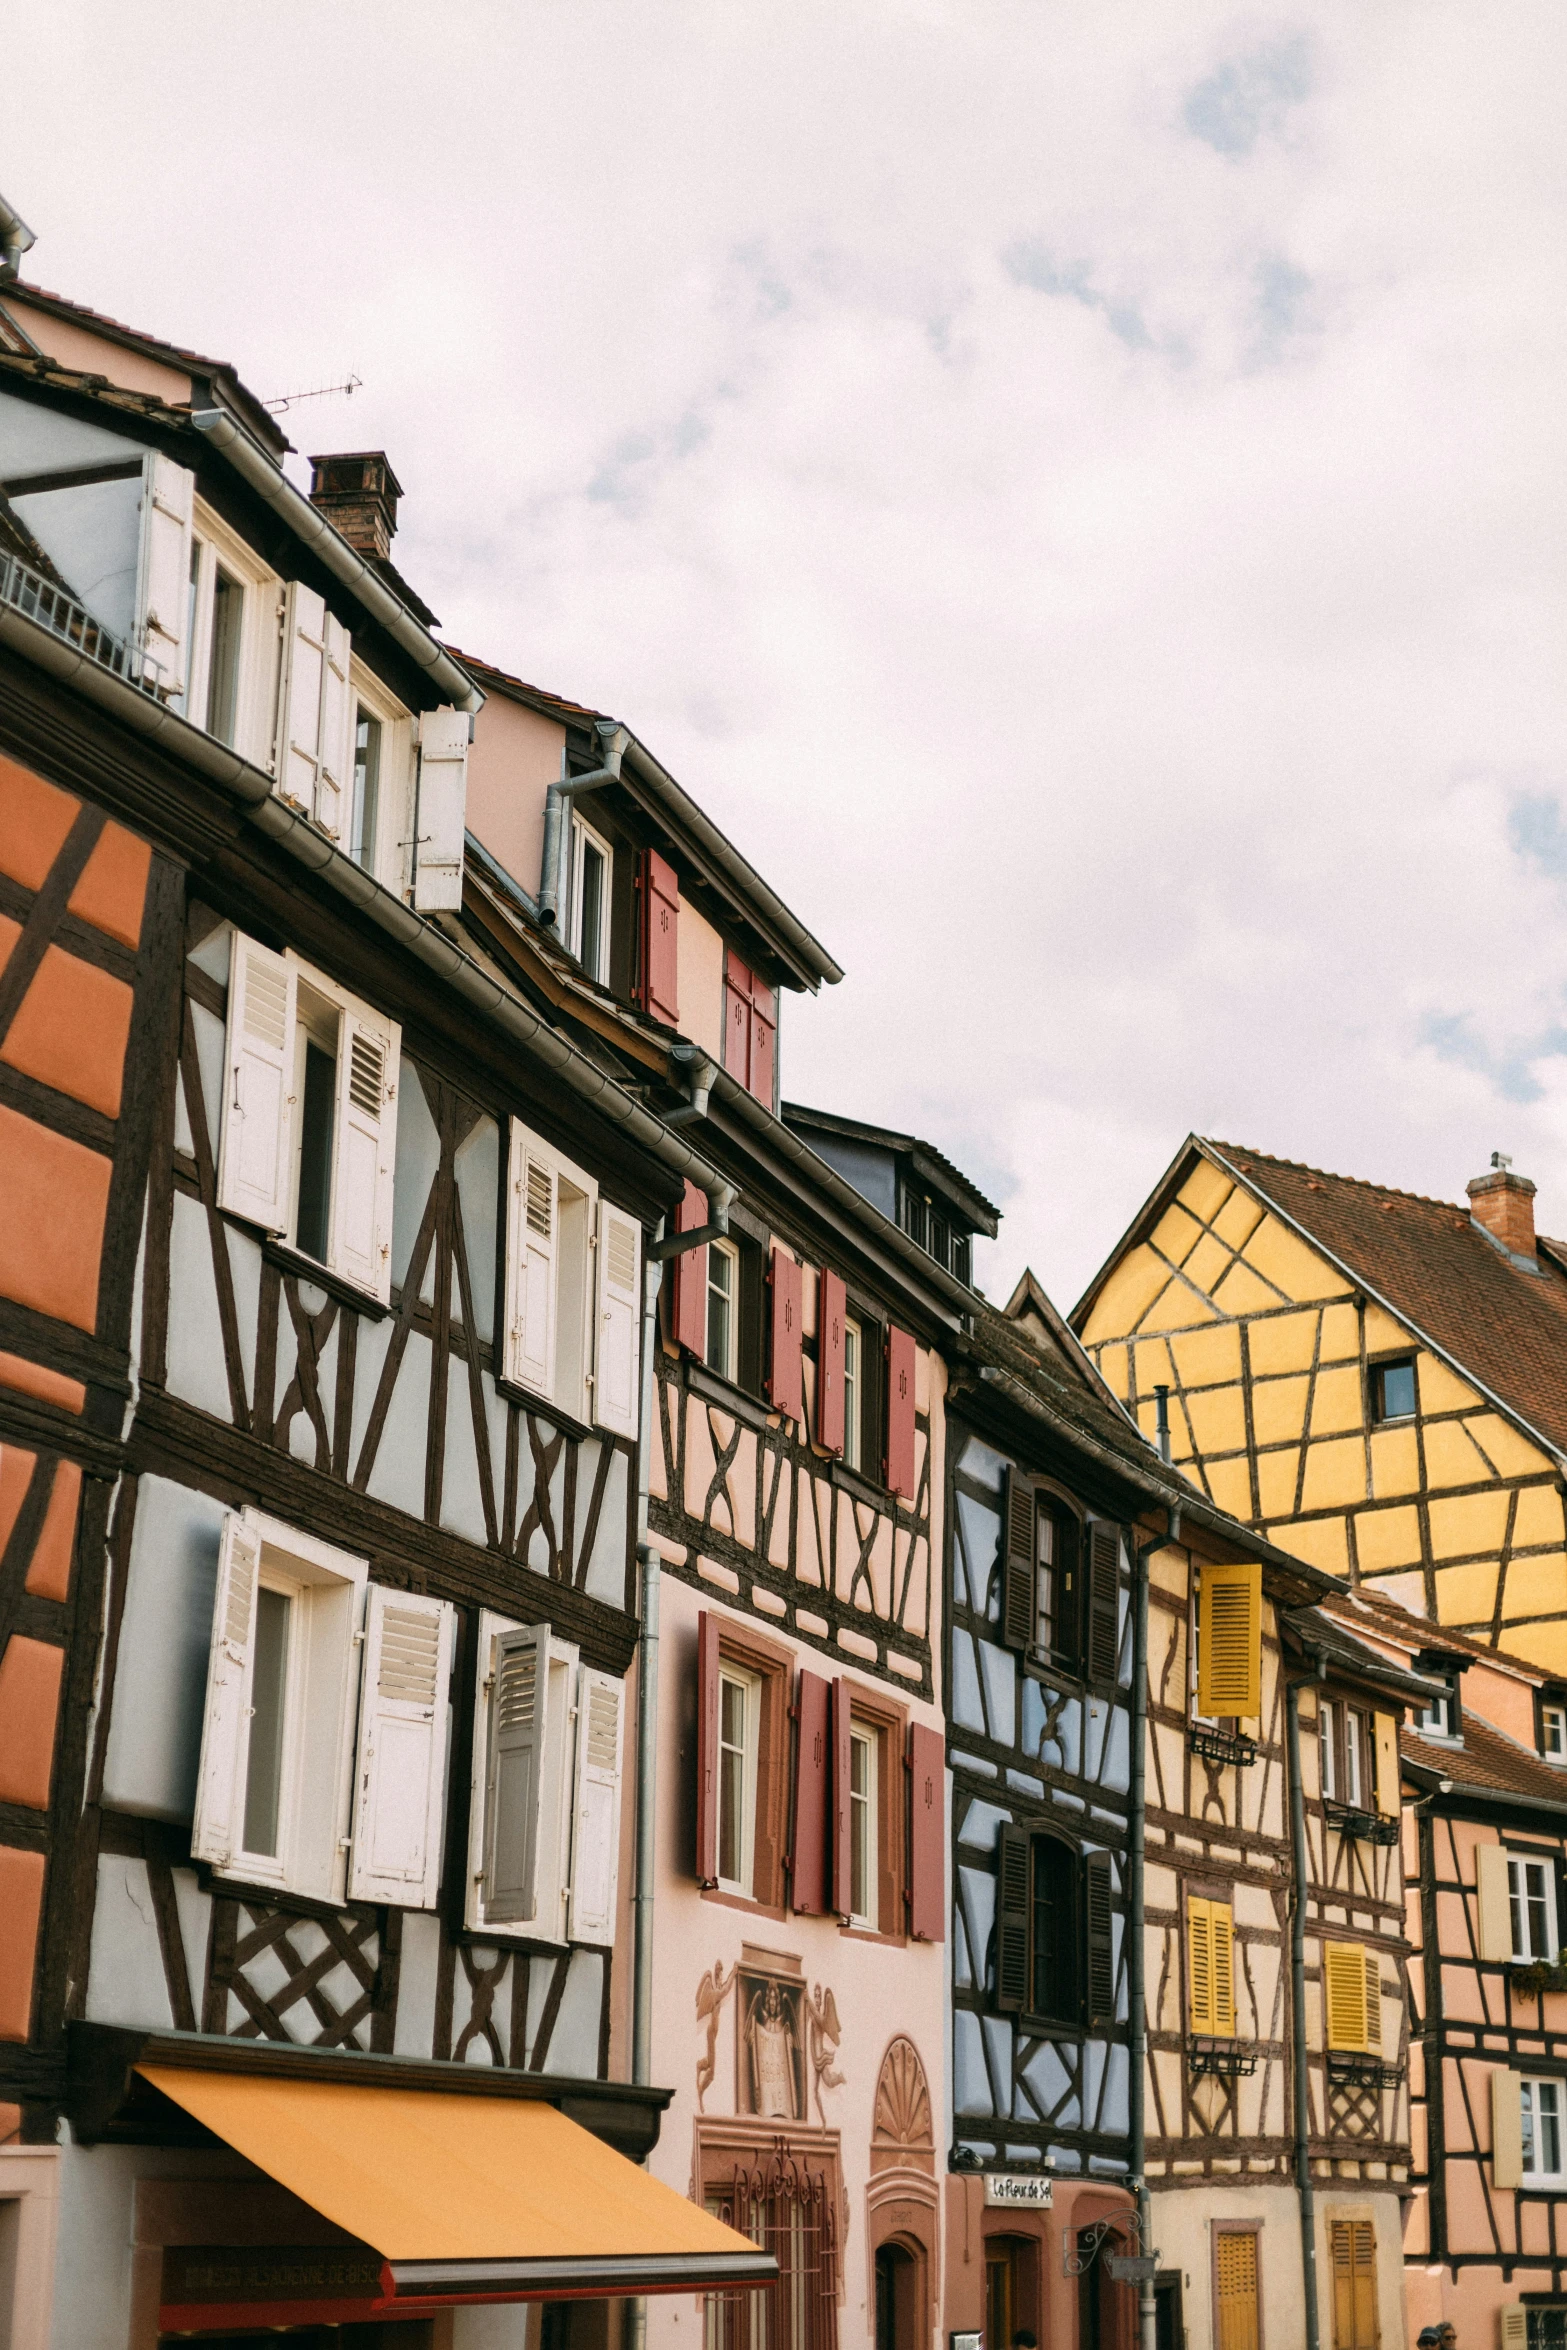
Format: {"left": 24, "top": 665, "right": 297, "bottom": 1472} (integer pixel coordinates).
{"left": 982, "top": 2172, "right": 1053, "bottom": 2208}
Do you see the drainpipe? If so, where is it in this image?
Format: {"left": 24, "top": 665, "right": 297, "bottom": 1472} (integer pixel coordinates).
{"left": 1154, "top": 1386, "right": 1171, "bottom": 1465}
{"left": 1286, "top": 1659, "right": 1327, "bottom": 2350}
{"left": 538, "top": 721, "right": 629, "bottom": 932}
{"left": 660, "top": 1043, "right": 716, "bottom": 1128}
{"left": 1130, "top": 1505, "right": 1177, "bottom": 2350}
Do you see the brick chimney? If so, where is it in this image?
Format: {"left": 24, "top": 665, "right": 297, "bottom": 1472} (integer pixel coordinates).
{"left": 1467, "top": 1156, "right": 1537, "bottom": 1260}
{"left": 308, "top": 451, "right": 402, "bottom": 560}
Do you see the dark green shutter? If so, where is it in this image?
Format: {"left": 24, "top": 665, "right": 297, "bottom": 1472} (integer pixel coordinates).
{"left": 995, "top": 1824, "right": 1031, "bottom": 2012}
{"left": 1001, "top": 1469, "right": 1034, "bottom": 1653}
{"left": 1085, "top": 1849, "right": 1115, "bottom": 2023}
{"left": 1087, "top": 1520, "right": 1121, "bottom": 1684}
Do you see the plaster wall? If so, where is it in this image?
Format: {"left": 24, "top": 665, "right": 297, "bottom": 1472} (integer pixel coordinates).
{"left": 1148, "top": 2183, "right": 1407, "bottom": 2350}
{"left": 941, "top": 2175, "right": 1137, "bottom": 2347}
{"left": 675, "top": 897, "right": 725, "bottom": 1064}
{"left": 2, "top": 297, "right": 192, "bottom": 405}
{"left": 465, "top": 692, "right": 565, "bottom": 902}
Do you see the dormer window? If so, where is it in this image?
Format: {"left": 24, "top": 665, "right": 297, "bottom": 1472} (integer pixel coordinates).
{"left": 568, "top": 813, "right": 612, "bottom": 984}
{"left": 1540, "top": 1691, "right": 1567, "bottom": 1764}
{"left": 1371, "top": 1356, "right": 1417, "bottom": 1424}
{"left": 1418, "top": 1681, "right": 1458, "bottom": 1740}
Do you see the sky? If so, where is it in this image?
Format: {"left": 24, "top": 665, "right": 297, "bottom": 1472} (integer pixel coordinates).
{"left": 10, "top": 3, "right": 1565, "bottom": 1310}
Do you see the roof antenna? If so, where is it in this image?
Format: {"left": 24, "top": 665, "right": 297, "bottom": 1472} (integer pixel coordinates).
{"left": 263, "top": 372, "right": 363, "bottom": 416}
{"left": 1492, "top": 1151, "right": 1513, "bottom": 1172}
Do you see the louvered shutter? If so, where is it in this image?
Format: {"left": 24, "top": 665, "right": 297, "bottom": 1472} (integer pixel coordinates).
{"left": 723, "top": 951, "right": 752, "bottom": 1084}
{"left": 1212, "top": 1901, "right": 1236, "bottom": 2036}
{"left": 1373, "top": 1710, "right": 1400, "bottom": 1817}
{"left": 1086, "top": 1519, "right": 1121, "bottom": 1684}
{"left": 1085, "top": 1850, "right": 1115, "bottom": 2024}
{"left": 671, "top": 1180, "right": 708, "bottom": 1357}
{"left": 767, "top": 1246, "right": 804, "bottom": 1425}
{"left": 413, "top": 707, "right": 468, "bottom": 911}
{"left": 830, "top": 1677, "right": 853, "bottom": 1919}
{"left": 315, "top": 609, "right": 354, "bottom": 839}
{"left": 1196, "top": 1560, "right": 1263, "bottom": 1718}
{"left": 907, "top": 1721, "right": 946, "bottom": 1942}
{"left": 505, "top": 1122, "right": 558, "bottom": 1397}
{"left": 1001, "top": 1468, "right": 1035, "bottom": 1653}
{"left": 639, "top": 848, "right": 680, "bottom": 1025}
{"left": 190, "top": 1513, "right": 262, "bottom": 1867}
{"left": 483, "top": 1623, "right": 547, "bottom": 1923}
{"left": 995, "top": 1824, "right": 1030, "bottom": 2012}
{"left": 569, "top": 1667, "right": 625, "bottom": 1944}
{"left": 594, "top": 1202, "right": 642, "bottom": 1439}
{"left": 1364, "top": 1952, "right": 1382, "bottom": 2052}
{"left": 749, "top": 977, "right": 776, "bottom": 1108}
{"left": 277, "top": 582, "right": 329, "bottom": 808}
{"left": 348, "top": 1585, "right": 453, "bottom": 1906}
{"left": 1325, "top": 1941, "right": 1368, "bottom": 2049}
{"left": 136, "top": 453, "right": 195, "bottom": 700}
{"left": 217, "top": 930, "right": 296, "bottom": 1233}
{"left": 885, "top": 1326, "right": 917, "bottom": 1499}
{"left": 789, "top": 1669, "right": 831, "bottom": 1915}
{"left": 817, "top": 1270, "right": 846, "bottom": 1454}
{"left": 1502, "top": 2309, "right": 1529, "bottom": 2349}
{"left": 1214, "top": 2233, "right": 1259, "bottom": 2350}
{"left": 1187, "top": 1897, "right": 1214, "bottom": 2034}
{"left": 1477, "top": 1841, "right": 1514, "bottom": 1960}
{"left": 1494, "top": 2070, "right": 1524, "bottom": 2188}
{"left": 695, "top": 1611, "right": 721, "bottom": 1885}
{"left": 329, "top": 1000, "right": 400, "bottom": 1303}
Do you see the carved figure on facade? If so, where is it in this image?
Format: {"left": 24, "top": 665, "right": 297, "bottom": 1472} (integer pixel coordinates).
{"left": 745, "top": 1977, "right": 803, "bottom": 2119}
{"left": 806, "top": 1983, "right": 844, "bottom": 2124}
{"left": 695, "top": 1961, "right": 736, "bottom": 2112}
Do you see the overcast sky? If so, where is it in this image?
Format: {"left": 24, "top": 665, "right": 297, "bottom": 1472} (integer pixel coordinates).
{"left": 11, "top": 4, "right": 1566, "bottom": 1308}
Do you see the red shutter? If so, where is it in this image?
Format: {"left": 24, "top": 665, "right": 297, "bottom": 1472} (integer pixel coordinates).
{"left": 906, "top": 1721, "right": 945, "bottom": 1941}
{"left": 789, "top": 1669, "right": 831, "bottom": 1914}
{"left": 723, "top": 949, "right": 753, "bottom": 1084}
{"left": 817, "top": 1269, "right": 846, "bottom": 1455}
{"left": 830, "top": 1676, "right": 853, "bottom": 1918}
{"left": 750, "top": 977, "right": 776, "bottom": 1108}
{"left": 640, "top": 848, "right": 680, "bottom": 1026}
{"left": 696, "top": 1611, "right": 721, "bottom": 1885}
{"left": 767, "top": 1245, "right": 804, "bottom": 1424}
{"left": 670, "top": 1180, "right": 708, "bottom": 1356}
{"left": 885, "top": 1325, "right": 917, "bottom": 1499}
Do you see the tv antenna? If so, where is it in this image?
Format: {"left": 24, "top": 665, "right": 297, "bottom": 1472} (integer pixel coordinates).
{"left": 263, "top": 372, "right": 363, "bottom": 415}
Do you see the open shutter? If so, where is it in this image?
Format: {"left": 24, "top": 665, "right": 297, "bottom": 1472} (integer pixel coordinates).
{"left": 639, "top": 848, "right": 680, "bottom": 1025}
{"left": 670, "top": 1180, "right": 708, "bottom": 1357}
{"left": 830, "top": 1677, "right": 853, "bottom": 1918}
{"left": 1373, "top": 1710, "right": 1401, "bottom": 1817}
{"left": 136, "top": 454, "right": 195, "bottom": 699}
{"left": 1196, "top": 1560, "right": 1262, "bottom": 1718}
{"left": 569, "top": 1667, "right": 625, "bottom": 1945}
{"left": 594, "top": 1202, "right": 642, "bottom": 1439}
{"left": 349, "top": 1586, "right": 453, "bottom": 1906}
{"left": 277, "top": 582, "right": 329, "bottom": 808}
{"left": 817, "top": 1269, "right": 846, "bottom": 1454}
{"left": 1001, "top": 1468, "right": 1035, "bottom": 1653}
{"left": 190, "top": 1513, "right": 262, "bottom": 1868}
{"left": 504, "top": 1122, "right": 558, "bottom": 1397}
{"left": 1086, "top": 1519, "right": 1121, "bottom": 1684}
{"left": 885, "top": 1326, "right": 917, "bottom": 1499}
{"left": 1187, "top": 1897, "right": 1214, "bottom": 2034}
{"left": 907, "top": 1721, "right": 946, "bottom": 1942}
{"left": 1084, "top": 1850, "right": 1115, "bottom": 2024}
{"left": 414, "top": 707, "right": 468, "bottom": 911}
{"left": 1363, "top": 1952, "right": 1382, "bottom": 2052}
{"left": 483, "top": 1623, "right": 547, "bottom": 1924}
{"left": 1477, "top": 1841, "right": 1514, "bottom": 1961}
{"left": 750, "top": 977, "right": 776, "bottom": 1108}
{"left": 789, "top": 1669, "right": 831, "bottom": 1915}
{"left": 723, "top": 951, "right": 752, "bottom": 1084}
{"left": 217, "top": 930, "right": 296, "bottom": 1233}
{"left": 695, "top": 1611, "right": 721, "bottom": 1886}
{"left": 1503, "top": 2311, "right": 1529, "bottom": 2350}
{"left": 1325, "top": 1942, "right": 1368, "bottom": 2050}
{"left": 330, "top": 1000, "right": 400, "bottom": 1303}
{"left": 1494, "top": 2070, "right": 1524, "bottom": 2189}
{"left": 315, "top": 609, "right": 354, "bottom": 840}
{"left": 767, "top": 1246, "right": 804, "bottom": 1425}
{"left": 1212, "top": 1901, "right": 1236, "bottom": 2036}
{"left": 994, "top": 1823, "right": 1029, "bottom": 2011}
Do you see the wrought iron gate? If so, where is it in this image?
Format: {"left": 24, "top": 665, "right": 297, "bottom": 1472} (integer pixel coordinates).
{"left": 705, "top": 2142, "right": 839, "bottom": 2350}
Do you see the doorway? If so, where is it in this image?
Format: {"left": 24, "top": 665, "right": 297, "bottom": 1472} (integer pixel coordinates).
{"left": 1153, "top": 2269, "right": 1184, "bottom": 2350}
{"left": 875, "top": 2241, "right": 920, "bottom": 2350}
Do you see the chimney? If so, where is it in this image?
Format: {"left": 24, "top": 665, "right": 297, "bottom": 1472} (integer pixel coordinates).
{"left": 1467, "top": 1153, "right": 1537, "bottom": 1261}
{"left": 308, "top": 451, "right": 402, "bottom": 561}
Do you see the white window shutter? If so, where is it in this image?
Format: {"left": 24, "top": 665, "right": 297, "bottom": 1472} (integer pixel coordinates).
{"left": 483, "top": 1623, "right": 548, "bottom": 1924}
{"left": 593, "top": 1202, "right": 642, "bottom": 1440}
{"left": 1477, "top": 1841, "right": 1514, "bottom": 1961}
{"left": 276, "top": 581, "right": 328, "bottom": 809}
{"left": 328, "top": 1000, "right": 401, "bottom": 1303}
{"left": 414, "top": 707, "right": 468, "bottom": 911}
{"left": 348, "top": 1585, "right": 453, "bottom": 1907}
{"left": 569, "top": 1667, "right": 625, "bottom": 1946}
{"left": 316, "top": 610, "right": 354, "bottom": 841}
{"left": 505, "top": 1121, "right": 558, "bottom": 1398}
{"left": 190, "top": 1512, "right": 262, "bottom": 1867}
{"left": 1503, "top": 2308, "right": 1529, "bottom": 2349}
{"left": 1493, "top": 2069, "right": 1524, "bottom": 2188}
{"left": 216, "top": 929, "right": 297, "bottom": 1232}
{"left": 136, "top": 454, "right": 195, "bottom": 700}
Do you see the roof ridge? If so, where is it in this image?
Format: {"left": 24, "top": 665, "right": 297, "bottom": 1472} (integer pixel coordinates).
{"left": 1203, "top": 1138, "right": 1466, "bottom": 1217}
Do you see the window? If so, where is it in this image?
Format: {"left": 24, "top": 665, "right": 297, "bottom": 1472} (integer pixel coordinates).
{"left": 350, "top": 707, "right": 381, "bottom": 869}
{"left": 842, "top": 1319, "right": 861, "bottom": 1471}
{"left": 349, "top": 661, "right": 416, "bottom": 890}
{"left": 848, "top": 1724, "right": 877, "bottom": 1929}
{"left": 1344, "top": 1708, "right": 1367, "bottom": 1808}
{"left": 995, "top": 1828, "right": 1112, "bottom": 2026}
{"left": 1371, "top": 1356, "right": 1417, "bottom": 1423}
{"left": 700, "top": 2139, "right": 841, "bottom": 2350}
{"left": 191, "top": 1510, "right": 453, "bottom": 1906}
{"left": 503, "top": 1116, "right": 643, "bottom": 1438}
{"left": 1417, "top": 1667, "right": 1460, "bottom": 1741}
{"left": 216, "top": 931, "right": 400, "bottom": 1302}
{"left": 707, "top": 1238, "right": 739, "bottom": 1385}
{"left": 1511, "top": 1856, "right": 1559, "bottom": 1961}
{"left": 1187, "top": 1895, "right": 1236, "bottom": 2037}
{"left": 1541, "top": 1694, "right": 1567, "bottom": 1763}
{"left": 1028, "top": 1834, "right": 1080, "bottom": 2021}
{"left": 568, "top": 813, "right": 612, "bottom": 984}
{"left": 718, "top": 1664, "right": 761, "bottom": 1896}
{"left": 697, "top": 1616, "right": 791, "bottom": 1907}
{"left": 205, "top": 563, "right": 244, "bottom": 742}
{"left": 1319, "top": 1700, "right": 1336, "bottom": 1798}
{"left": 999, "top": 1472, "right": 1113, "bottom": 1682}
{"left": 1523, "top": 2078, "right": 1567, "bottom": 2184}
{"left": 1327, "top": 2221, "right": 1377, "bottom": 2350}
{"left": 1324, "top": 1941, "right": 1383, "bottom": 2052}
{"left": 465, "top": 1610, "right": 625, "bottom": 1945}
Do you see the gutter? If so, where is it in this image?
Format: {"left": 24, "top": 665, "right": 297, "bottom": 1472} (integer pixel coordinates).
{"left": 1408, "top": 1769, "right": 1567, "bottom": 1819}
{"left": 1285, "top": 1659, "right": 1326, "bottom": 2350}
{"left": 188, "top": 408, "right": 482, "bottom": 716}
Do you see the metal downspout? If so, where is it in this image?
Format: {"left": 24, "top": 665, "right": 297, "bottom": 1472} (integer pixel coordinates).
{"left": 1131, "top": 1507, "right": 1176, "bottom": 2350}
{"left": 538, "top": 723, "right": 629, "bottom": 931}
{"left": 627, "top": 1225, "right": 667, "bottom": 2350}
{"left": 1286, "top": 1662, "right": 1327, "bottom": 2350}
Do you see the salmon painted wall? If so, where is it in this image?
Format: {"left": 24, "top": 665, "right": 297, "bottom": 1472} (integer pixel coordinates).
{"left": 0, "top": 292, "right": 193, "bottom": 407}
{"left": 465, "top": 693, "right": 565, "bottom": 903}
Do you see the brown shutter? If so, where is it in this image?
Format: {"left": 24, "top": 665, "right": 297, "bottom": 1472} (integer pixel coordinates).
{"left": 1086, "top": 1520, "right": 1121, "bottom": 1684}
{"left": 1002, "top": 1468, "right": 1035, "bottom": 1653}
{"left": 767, "top": 1245, "right": 804, "bottom": 1425}
{"left": 817, "top": 1269, "right": 846, "bottom": 1454}
{"left": 906, "top": 1721, "right": 946, "bottom": 1942}
{"left": 750, "top": 977, "right": 776, "bottom": 1108}
{"left": 884, "top": 1326, "right": 917, "bottom": 1500}
{"left": 830, "top": 1676, "right": 853, "bottom": 1918}
{"left": 670, "top": 1180, "right": 708, "bottom": 1356}
{"left": 789, "top": 1669, "right": 831, "bottom": 1914}
{"left": 995, "top": 1822, "right": 1030, "bottom": 2010}
{"left": 695, "top": 1610, "right": 720, "bottom": 1885}
{"left": 1085, "top": 1849, "right": 1115, "bottom": 2024}
{"left": 722, "top": 949, "right": 752, "bottom": 1083}
{"left": 639, "top": 848, "right": 680, "bottom": 1026}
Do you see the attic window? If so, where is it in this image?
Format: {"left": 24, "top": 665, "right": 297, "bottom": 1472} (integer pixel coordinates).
{"left": 1370, "top": 1357, "right": 1417, "bottom": 1424}
{"left": 1417, "top": 1680, "right": 1458, "bottom": 1742}
{"left": 1540, "top": 1691, "right": 1567, "bottom": 1765}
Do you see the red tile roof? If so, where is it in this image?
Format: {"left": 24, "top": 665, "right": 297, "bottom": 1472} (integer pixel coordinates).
{"left": 1402, "top": 1711, "right": 1567, "bottom": 1805}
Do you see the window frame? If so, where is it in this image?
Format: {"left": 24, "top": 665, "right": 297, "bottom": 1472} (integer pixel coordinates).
{"left": 500, "top": 1116, "right": 641, "bottom": 1438}
{"left": 842, "top": 1316, "right": 862, "bottom": 1473}
{"left": 567, "top": 811, "right": 614, "bottom": 984}
{"left": 706, "top": 1237, "right": 740, "bottom": 1387}
{"left": 1539, "top": 1690, "right": 1567, "bottom": 1766}
{"left": 700, "top": 1619, "right": 792, "bottom": 1914}
{"left": 1510, "top": 1855, "right": 1560, "bottom": 1962}
{"left": 717, "top": 1660, "right": 762, "bottom": 1900}
{"left": 346, "top": 658, "right": 415, "bottom": 891}
{"left": 847, "top": 1720, "right": 878, "bottom": 1931}
{"left": 1319, "top": 1698, "right": 1337, "bottom": 1799}
{"left": 1369, "top": 1352, "right": 1418, "bottom": 1426}
{"left": 1522, "top": 2076, "right": 1567, "bottom": 2187}
{"left": 181, "top": 498, "right": 279, "bottom": 764}
{"left": 1026, "top": 1829, "right": 1083, "bottom": 2028}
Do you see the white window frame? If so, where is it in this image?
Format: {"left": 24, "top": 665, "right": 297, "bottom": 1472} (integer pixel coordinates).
{"left": 716, "top": 1661, "right": 760, "bottom": 1899}
{"left": 348, "top": 656, "right": 415, "bottom": 892}
{"left": 182, "top": 499, "right": 279, "bottom": 764}
{"left": 1345, "top": 1708, "right": 1366, "bottom": 1808}
{"left": 842, "top": 1316, "right": 861, "bottom": 1471}
{"left": 1511, "top": 1856, "right": 1559, "bottom": 1962}
{"left": 1319, "top": 1699, "right": 1336, "bottom": 1799}
{"left": 1033, "top": 1501, "right": 1055, "bottom": 1660}
{"left": 1522, "top": 2076, "right": 1567, "bottom": 2185}
{"left": 706, "top": 1237, "right": 739, "bottom": 1385}
{"left": 567, "top": 811, "right": 614, "bottom": 984}
{"left": 848, "top": 1721, "right": 878, "bottom": 1932}
{"left": 1542, "top": 1701, "right": 1567, "bottom": 1765}
{"left": 1418, "top": 1687, "right": 1455, "bottom": 1740}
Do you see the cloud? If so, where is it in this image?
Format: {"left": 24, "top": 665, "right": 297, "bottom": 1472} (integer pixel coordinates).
{"left": 1002, "top": 244, "right": 1156, "bottom": 351}
{"left": 1183, "top": 34, "right": 1314, "bottom": 157}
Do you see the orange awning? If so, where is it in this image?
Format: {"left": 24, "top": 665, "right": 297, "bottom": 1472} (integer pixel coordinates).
{"left": 139, "top": 2063, "right": 772, "bottom": 2318}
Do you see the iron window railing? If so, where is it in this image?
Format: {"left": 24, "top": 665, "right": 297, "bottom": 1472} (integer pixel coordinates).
{"left": 0, "top": 550, "right": 163, "bottom": 698}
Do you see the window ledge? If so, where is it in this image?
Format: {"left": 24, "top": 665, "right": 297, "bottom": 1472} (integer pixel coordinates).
{"left": 1323, "top": 1800, "right": 1399, "bottom": 1846}
{"left": 831, "top": 1458, "right": 890, "bottom": 1509}
{"left": 492, "top": 1376, "right": 598, "bottom": 1444}
{"left": 1326, "top": 2053, "right": 1403, "bottom": 2090}
{"left": 265, "top": 1240, "right": 390, "bottom": 1320}
{"left": 686, "top": 1360, "right": 773, "bottom": 1429}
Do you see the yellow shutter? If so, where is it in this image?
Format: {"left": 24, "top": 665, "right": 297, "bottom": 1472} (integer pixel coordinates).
{"left": 1213, "top": 1902, "right": 1237, "bottom": 2037}
{"left": 1214, "top": 2230, "right": 1260, "bottom": 2350}
{"left": 1197, "top": 1561, "right": 1263, "bottom": 1718}
{"left": 1325, "top": 1942, "right": 1370, "bottom": 2050}
{"left": 1189, "top": 1897, "right": 1214, "bottom": 2034}
{"left": 1372, "top": 1712, "right": 1400, "bottom": 1817}
{"left": 1364, "top": 1953, "right": 1382, "bottom": 2051}
{"left": 1329, "top": 2220, "right": 1379, "bottom": 2350}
